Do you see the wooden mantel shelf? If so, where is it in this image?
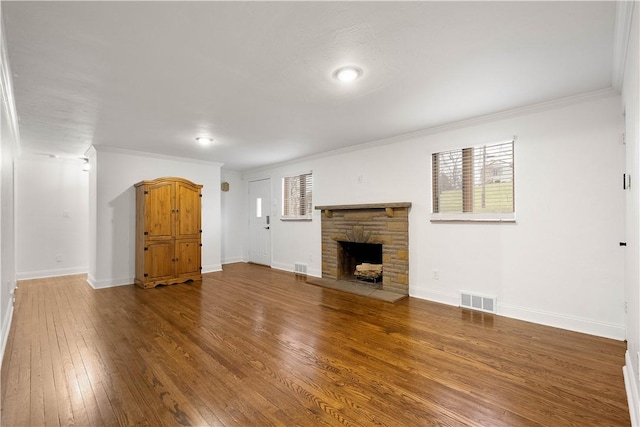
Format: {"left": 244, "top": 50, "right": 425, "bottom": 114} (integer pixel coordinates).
{"left": 315, "top": 202, "right": 411, "bottom": 218}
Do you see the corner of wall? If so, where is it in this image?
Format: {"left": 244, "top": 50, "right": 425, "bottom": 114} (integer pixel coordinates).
{"left": 202, "top": 264, "right": 223, "bottom": 274}
{"left": 86, "top": 274, "right": 97, "bottom": 288}
{"left": 221, "top": 257, "right": 245, "bottom": 265}
{"left": 87, "top": 276, "right": 134, "bottom": 289}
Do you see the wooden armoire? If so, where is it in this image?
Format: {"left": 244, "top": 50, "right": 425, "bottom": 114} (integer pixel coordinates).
{"left": 134, "top": 177, "right": 203, "bottom": 288}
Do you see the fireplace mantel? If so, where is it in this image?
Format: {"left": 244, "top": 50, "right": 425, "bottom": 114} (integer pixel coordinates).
{"left": 315, "top": 202, "right": 411, "bottom": 218}
{"left": 315, "top": 202, "right": 411, "bottom": 211}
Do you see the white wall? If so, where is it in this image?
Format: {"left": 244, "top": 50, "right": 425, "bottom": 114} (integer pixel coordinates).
{"left": 0, "top": 109, "right": 16, "bottom": 363}
{"left": 15, "top": 155, "right": 89, "bottom": 279}
{"left": 88, "top": 147, "right": 222, "bottom": 288}
{"left": 87, "top": 147, "right": 97, "bottom": 287}
{"left": 0, "top": 101, "right": 17, "bottom": 360}
{"left": 242, "top": 93, "right": 625, "bottom": 339}
{"left": 221, "top": 169, "right": 246, "bottom": 264}
{"left": 1, "top": 2, "right": 18, "bottom": 364}
{"left": 621, "top": 3, "right": 640, "bottom": 424}
{"left": 0, "top": 96, "right": 16, "bottom": 366}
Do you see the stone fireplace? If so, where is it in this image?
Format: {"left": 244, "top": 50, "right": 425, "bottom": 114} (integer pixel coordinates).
{"left": 315, "top": 203, "right": 411, "bottom": 295}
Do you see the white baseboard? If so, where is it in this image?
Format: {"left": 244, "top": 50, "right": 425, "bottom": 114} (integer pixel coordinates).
{"left": 624, "top": 351, "right": 640, "bottom": 426}
{"left": 87, "top": 266, "right": 223, "bottom": 289}
{"left": 498, "top": 302, "right": 625, "bottom": 341}
{"left": 221, "top": 257, "right": 244, "bottom": 265}
{"left": 270, "top": 261, "right": 289, "bottom": 272}
{"left": 202, "top": 263, "right": 222, "bottom": 274}
{"left": 86, "top": 274, "right": 97, "bottom": 288}
{"left": 307, "top": 268, "right": 322, "bottom": 278}
{"left": 87, "top": 276, "right": 133, "bottom": 289}
{"left": 410, "top": 287, "right": 460, "bottom": 307}
{"left": 271, "top": 262, "right": 321, "bottom": 278}
{"left": 17, "top": 266, "right": 88, "bottom": 280}
{"left": 1, "top": 297, "right": 14, "bottom": 368}
{"left": 409, "top": 287, "right": 625, "bottom": 340}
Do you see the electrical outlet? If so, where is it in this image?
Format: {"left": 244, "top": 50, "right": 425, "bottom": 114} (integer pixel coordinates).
{"left": 63, "top": 210, "right": 70, "bottom": 219}
{"left": 432, "top": 269, "right": 439, "bottom": 280}
{"left": 56, "top": 254, "right": 63, "bottom": 263}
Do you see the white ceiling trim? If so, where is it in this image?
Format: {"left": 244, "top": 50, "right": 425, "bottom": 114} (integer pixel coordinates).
{"left": 91, "top": 145, "right": 224, "bottom": 168}
{"left": 244, "top": 87, "right": 618, "bottom": 174}
{"left": 612, "top": 0, "right": 636, "bottom": 91}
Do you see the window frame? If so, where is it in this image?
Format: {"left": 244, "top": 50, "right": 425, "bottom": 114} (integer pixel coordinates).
{"left": 431, "top": 139, "right": 515, "bottom": 223}
{"left": 281, "top": 171, "right": 313, "bottom": 221}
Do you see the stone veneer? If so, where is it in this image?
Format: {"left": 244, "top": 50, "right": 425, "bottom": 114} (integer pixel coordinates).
{"left": 315, "top": 203, "right": 411, "bottom": 295}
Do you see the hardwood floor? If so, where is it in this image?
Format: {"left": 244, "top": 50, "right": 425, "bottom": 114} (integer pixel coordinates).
{"left": 1, "top": 263, "right": 630, "bottom": 426}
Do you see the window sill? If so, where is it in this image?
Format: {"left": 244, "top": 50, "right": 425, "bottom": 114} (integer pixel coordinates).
{"left": 430, "top": 213, "right": 516, "bottom": 223}
{"left": 280, "top": 217, "right": 312, "bottom": 222}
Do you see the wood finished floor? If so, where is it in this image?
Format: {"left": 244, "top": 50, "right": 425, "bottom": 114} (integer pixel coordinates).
{"left": 1, "top": 262, "right": 630, "bottom": 426}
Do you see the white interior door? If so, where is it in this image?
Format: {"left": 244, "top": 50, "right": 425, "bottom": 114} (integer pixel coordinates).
{"left": 248, "top": 178, "right": 271, "bottom": 266}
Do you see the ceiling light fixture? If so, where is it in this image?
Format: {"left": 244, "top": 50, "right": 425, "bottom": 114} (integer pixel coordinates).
{"left": 196, "top": 137, "right": 213, "bottom": 145}
{"left": 334, "top": 66, "right": 362, "bottom": 82}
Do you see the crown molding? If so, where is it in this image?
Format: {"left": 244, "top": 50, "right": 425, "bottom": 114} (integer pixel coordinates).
{"left": 612, "top": 1, "right": 636, "bottom": 91}
{"left": 90, "top": 145, "right": 224, "bottom": 168}
{"left": 245, "top": 87, "right": 618, "bottom": 174}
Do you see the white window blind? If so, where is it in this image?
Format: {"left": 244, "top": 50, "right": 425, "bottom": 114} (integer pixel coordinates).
{"left": 432, "top": 140, "right": 514, "bottom": 220}
{"left": 282, "top": 172, "right": 313, "bottom": 220}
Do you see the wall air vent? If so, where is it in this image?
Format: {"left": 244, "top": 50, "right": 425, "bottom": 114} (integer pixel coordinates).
{"left": 294, "top": 263, "right": 308, "bottom": 275}
{"left": 460, "top": 291, "right": 496, "bottom": 314}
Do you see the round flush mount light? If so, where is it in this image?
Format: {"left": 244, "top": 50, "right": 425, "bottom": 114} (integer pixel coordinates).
{"left": 333, "top": 66, "right": 362, "bottom": 82}
{"left": 195, "top": 137, "right": 213, "bottom": 145}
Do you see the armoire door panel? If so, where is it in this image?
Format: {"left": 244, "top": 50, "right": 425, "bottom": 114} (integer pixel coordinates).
{"left": 144, "top": 241, "right": 175, "bottom": 281}
{"left": 144, "top": 182, "right": 174, "bottom": 240}
{"left": 175, "top": 239, "right": 201, "bottom": 278}
{"left": 176, "top": 182, "right": 201, "bottom": 238}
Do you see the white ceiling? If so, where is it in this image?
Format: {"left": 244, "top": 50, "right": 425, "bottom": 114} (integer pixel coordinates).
{"left": 2, "top": 1, "right": 617, "bottom": 171}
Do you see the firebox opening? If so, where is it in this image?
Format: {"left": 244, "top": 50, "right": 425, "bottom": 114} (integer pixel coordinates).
{"left": 337, "top": 241, "right": 383, "bottom": 283}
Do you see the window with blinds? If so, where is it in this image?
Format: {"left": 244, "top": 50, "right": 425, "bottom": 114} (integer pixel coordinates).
{"left": 282, "top": 172, "right": 313, "bottom": 220}
{"left": 432, "top": 140, "right": 514, "bottom": 221}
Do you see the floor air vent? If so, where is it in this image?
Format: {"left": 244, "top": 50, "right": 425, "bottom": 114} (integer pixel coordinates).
{"left": 294, "top": 263, "right": 308, "bottom": 275}
{"left": 460, "top": 291, "right": 496, "bottom": 314}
